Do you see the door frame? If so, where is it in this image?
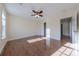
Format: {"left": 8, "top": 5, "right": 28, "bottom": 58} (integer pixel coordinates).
{"left": 60, "top": 17, "right": 72, "bottom": 42}
{"left": 44, "top": 22, "right": 46, "bottom": 37}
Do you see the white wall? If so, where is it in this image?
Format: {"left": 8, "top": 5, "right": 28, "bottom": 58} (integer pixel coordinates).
{"left": 5, "top": 4, "right": 78, "bottom": 41}
{"left": 0, "top": 4, "right": 78, "bottom": 55}
{"left": 77, "top": 13, "right": 79, "bottom": 50}
{"left": 37, "top": 9, "right": 78, "bottom": 40}
{"left": 61, "top": 20, "right": 72, "bottom": 38}
{"left": 62, "top": 21, "right": 69, "bottom": 36}
{"left": 7, "top": 15, "right": 40, "bottom": 40}
{"left": 37, "top": 15, "right": 61, "bottom": 40}
{"left": 0, "top": 17, "right": 1, "bottom": 40}
{"left": 0, "top": 4, "right": 2, "bottom": 40}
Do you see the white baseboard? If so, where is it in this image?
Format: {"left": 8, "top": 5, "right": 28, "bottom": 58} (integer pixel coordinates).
{"left": 6, "top": 35, "right": 43, "bottom": 41}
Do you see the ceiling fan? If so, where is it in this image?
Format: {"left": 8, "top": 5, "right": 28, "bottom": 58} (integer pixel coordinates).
{"left": 31, "top": 10, "right": 43, "bottom": 18}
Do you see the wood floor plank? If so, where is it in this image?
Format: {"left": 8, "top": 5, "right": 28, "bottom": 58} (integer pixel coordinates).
{"left": 1, "top": 35, "right": 73, "bottom": 56}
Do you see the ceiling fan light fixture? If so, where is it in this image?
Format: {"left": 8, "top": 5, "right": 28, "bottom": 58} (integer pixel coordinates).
{"left": 31, "top": 10, "right": 43, "bottom": 18}
{"left": 35, "top": 15, "right": 39, "bottom": 18}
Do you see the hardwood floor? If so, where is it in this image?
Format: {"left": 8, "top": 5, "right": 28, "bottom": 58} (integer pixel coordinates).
{"left": 1, "top": 35, "right": 78, "bottom": 56}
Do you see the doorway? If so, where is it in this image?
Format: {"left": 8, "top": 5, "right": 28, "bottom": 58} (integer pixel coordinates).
{"left": 61, "top": 23, "right": 63, "bottom": 37}
{"left": 60, "top": 17, "right": 72, "bottom": 43}
{"left": 44, "top": 22, "right": 46, "bottom": 37}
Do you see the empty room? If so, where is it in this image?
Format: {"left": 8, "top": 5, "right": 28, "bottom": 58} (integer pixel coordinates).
{"left": 0, "top": 3, "right": 79, "bottom": 56}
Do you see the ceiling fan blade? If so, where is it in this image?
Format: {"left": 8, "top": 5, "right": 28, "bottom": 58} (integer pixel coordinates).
{"left": 39, "top": 10, "right": 43, "bottom": 13}
{"left": 32, "top": 10, "right": 37, "bottom": 13}
{"left": 39, "top": 15, "right": 43, "bottom": 17}
{"left": 31, "top": 14, "right": 35, "bottom": 16}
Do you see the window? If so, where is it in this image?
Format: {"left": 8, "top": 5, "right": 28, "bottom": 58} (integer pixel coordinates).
{"left": 2, "top": 11, "right": 6, "bottom": 39}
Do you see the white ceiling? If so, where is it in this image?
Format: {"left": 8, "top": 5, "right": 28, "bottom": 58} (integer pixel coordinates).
{"left": 4, "top": 3, "right": 79, "bottom": 18}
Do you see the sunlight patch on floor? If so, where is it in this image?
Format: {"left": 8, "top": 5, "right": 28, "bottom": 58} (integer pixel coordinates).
{"left": 64, "top": 42, "right": 79, "bottom": 51}
{"left": 71, "top": 50, "right": 79, "bottom": 56}
{"left": 27, "top": 38, "right": 45, "bottom": 43}
{"left": 64, "top": 42, "right": 72, "bottom": 47}
{"left": 57, "top": 46, "right": 67, "bottom": 52}
{"left": 63, "top": 48, "right": 72, "bottom": 55}
{"left": 60, "top": 53, "right": 67, "bottom": 56}
{"left": 51, "top": 42, "right": 79, "bottom": 56}
{"left": 51, "top": 51, "right": 61, "bottom": 56}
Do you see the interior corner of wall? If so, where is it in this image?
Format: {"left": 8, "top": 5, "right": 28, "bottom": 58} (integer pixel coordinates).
{"left": 0, "top": 39, "right": 8, "bottom": 55}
